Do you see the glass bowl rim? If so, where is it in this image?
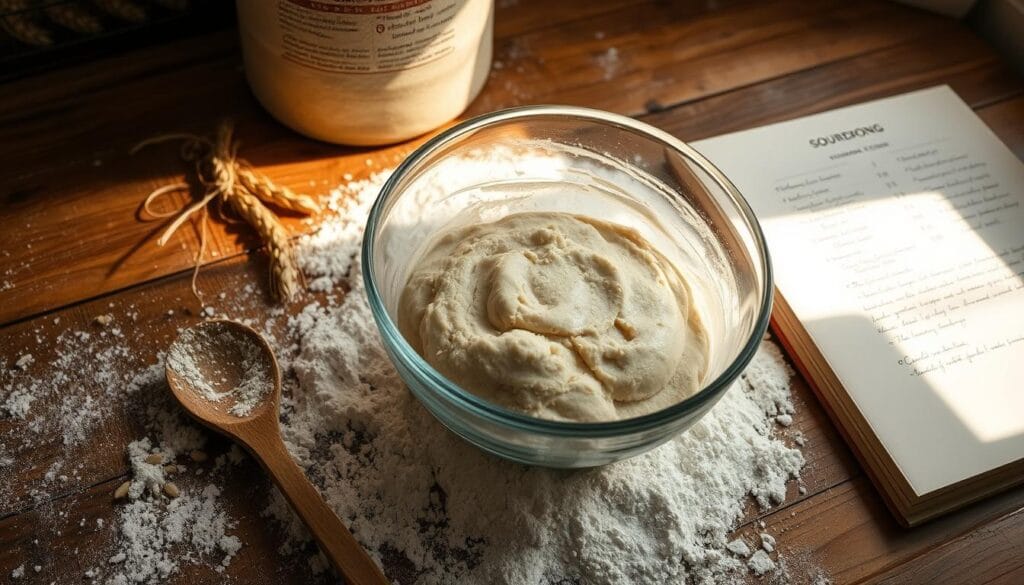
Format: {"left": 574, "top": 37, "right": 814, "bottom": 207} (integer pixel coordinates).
{"left": 361, "top": 104, "right": 773, "bottom": 438}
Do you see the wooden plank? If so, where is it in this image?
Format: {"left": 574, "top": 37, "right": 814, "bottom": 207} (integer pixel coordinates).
{"left": 987, "top": 567, "right": 1024, "bottom": 585}
{"left": 643, "top": 27, "right": 1024, "bottom": 142}
{"left": 977, "top": 95, "right": 1024, "bottom": 160}
{"left": 0, "top": 31, "right": 238, "bottom": 123}
{"left": 868, "top": 507, "right": 1024, "bottom": 585}
{"left": 0, "top": 460, "right": 323, "bottom": 584}
{"left": 779, "top": 360, "right": 862, "bottom": 496}
{"left": 733, "top": 477, "right": 1024, "bottom": 584}
{"left": 493, "top": 0, "right": 651, "bottom": 39}
{"left": 485, "top": 0, "right": 952, "bottom": 116}
{"left": 0, "top": 1, "right": 958, "bottom": 327}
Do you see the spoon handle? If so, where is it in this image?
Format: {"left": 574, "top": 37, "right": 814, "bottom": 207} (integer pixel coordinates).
{"left": 251, "top": 432, "right": 390, "bottom": 585}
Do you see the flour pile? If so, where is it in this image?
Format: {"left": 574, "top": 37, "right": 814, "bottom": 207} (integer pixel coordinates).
{"left": 265, "top": 171, "right": 806, "bottom": 584}
{"left": 106, "top": 485, "right": 241, "bottom": 584}
{"left": 102, "top": 437, "right": 241, "bottom": 585}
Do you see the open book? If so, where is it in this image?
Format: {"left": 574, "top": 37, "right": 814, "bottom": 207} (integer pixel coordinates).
{"left": 693, "top": 86, "right": 1024, "bottom": 526}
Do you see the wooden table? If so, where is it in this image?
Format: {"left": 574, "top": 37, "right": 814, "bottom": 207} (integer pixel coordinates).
{"left": 1, "top": 1, "right": 1022, "bottom": 583}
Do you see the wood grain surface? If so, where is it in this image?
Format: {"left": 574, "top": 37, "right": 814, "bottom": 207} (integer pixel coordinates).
{"left": 1, "top": 1, "right": 1022, "bottom": 584}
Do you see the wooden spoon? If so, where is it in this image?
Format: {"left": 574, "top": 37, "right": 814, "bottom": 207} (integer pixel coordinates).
{"left": 165, "top": 319, "right": 389, "bottom": 585}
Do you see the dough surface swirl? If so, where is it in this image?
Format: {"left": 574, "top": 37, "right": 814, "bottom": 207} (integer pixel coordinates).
{"left": 398, "top": 212, "right": 709, "bottom": 422}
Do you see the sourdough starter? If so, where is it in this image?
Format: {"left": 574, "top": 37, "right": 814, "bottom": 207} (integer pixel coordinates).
{"left": 399, "top": 212, "right": 710, "bottom": 422}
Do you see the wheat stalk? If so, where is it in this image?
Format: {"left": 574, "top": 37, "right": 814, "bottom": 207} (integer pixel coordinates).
{"left": 225, "top": 186, "right": 302, "bottom": 301}
{"left": 92, "top": 0, "right": 146, "bottom": 23}
{"left": 210, "top": 124, "right": 302, "bottom": 301}
{"left": 151, "top": 0, "right": 189, "bottom": 10}
{"left": 45, "top": 3, "right": 102, "bottom": 34}
{"left": 0, "top": 0, "right": 52, "bottom": 47}
{"left": 135, "top": 122, "right": 310, "bottom": 303}
{"left": 236, "top": 165, "right": 320, "bottom": 215}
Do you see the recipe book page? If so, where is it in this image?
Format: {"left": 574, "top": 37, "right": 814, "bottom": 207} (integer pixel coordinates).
{"left": 692, "top": 86, "right": 1024, "bottom": 496}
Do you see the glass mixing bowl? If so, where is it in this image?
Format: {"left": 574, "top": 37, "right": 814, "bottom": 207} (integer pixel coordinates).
{"left": 362, "top": 106, "right": 772, "bottom": 468}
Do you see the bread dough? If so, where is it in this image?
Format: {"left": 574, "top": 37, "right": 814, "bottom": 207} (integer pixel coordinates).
{"left": 398, "top": 212, "right": 710, "bottom": 422}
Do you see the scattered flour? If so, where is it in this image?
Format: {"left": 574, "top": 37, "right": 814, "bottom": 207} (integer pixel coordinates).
{"left": 748, "top": 550, "right": 776, "bottom": 576}
{"left": 1, "top": 386, "right": 35, "bottom": 419}
{"left": 105, "top": 483, "right": 241, "bottom": 584}
{"left": 126, "top": 438, "right": 171, "bottom": 499}
{"left": 0, "top": 318, "right": 240, "bottom": 582}
{"left": 761, "top": 532, "right": 777, "bottom": 553}
{"left": 2, "top": 164, "right": 811, "bottom": 584}
{"left": 1, "top": 316, "right": 146, "bottom": 448}
{"left": 104, "top": 436, "right": 241, "bottom": 584}
{"left": 726, "top": 539, "right": 752, "bottom": 558}
{"left": 595, "top": 47, "right": 621, "bottom": 80}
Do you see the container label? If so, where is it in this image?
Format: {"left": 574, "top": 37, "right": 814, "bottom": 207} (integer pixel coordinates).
{"left": 277, "top": 0, "right": 460, "bottom": 74}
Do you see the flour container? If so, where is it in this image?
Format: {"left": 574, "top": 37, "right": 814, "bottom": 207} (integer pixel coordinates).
{"left": 237, "top": 0, "right": 493, "bottom": 146}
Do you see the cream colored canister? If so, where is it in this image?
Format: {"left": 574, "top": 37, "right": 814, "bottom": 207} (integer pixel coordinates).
{"left": 237, "top": 0, "right": 493, "bottom": 146}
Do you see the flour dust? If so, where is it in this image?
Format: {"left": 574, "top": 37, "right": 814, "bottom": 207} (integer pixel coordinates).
{"left": 1, "top": 165, "right": 814, "bottom": 584}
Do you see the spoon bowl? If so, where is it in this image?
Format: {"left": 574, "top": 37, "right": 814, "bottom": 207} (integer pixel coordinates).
{"left": 166, "top": 319, "right": 389, "bottom": 585}
{"left": 166, "top": 320, "right": 279, "bottom": 431}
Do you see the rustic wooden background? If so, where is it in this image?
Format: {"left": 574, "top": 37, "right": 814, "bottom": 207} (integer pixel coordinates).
{"left": 1, "top": 1, "right": 1022, "bottom": 583}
